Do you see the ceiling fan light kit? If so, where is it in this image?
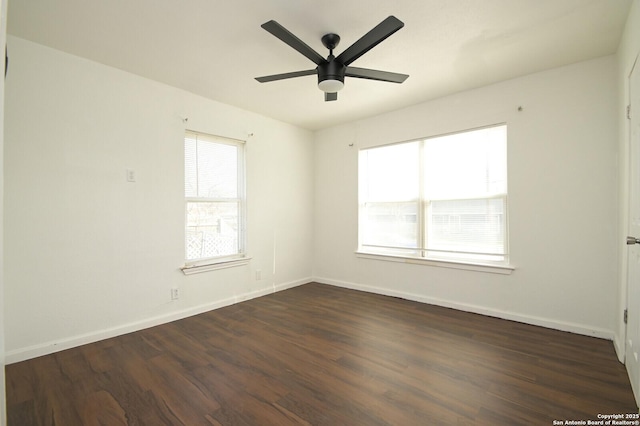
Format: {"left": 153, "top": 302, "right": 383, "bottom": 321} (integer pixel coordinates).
{"left": 318, "top": 78, "right": 344, "bottom": 93}
{"left": 255, "top": 16, "right": 409, "bottom": 102}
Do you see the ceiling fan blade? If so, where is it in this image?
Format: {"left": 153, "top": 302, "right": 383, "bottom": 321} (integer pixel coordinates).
{"left": 336, "top": 16, "right": 404, "bottom": 66}
{"left": 345, "top": 66, "right": 409, "bottom": 83}
{"left": 261, "top": 20, "right": 326, "bottom": 65}
{"left": 325, "top": 92, "right": 338, "bottom": 102}
{"left": 255, "top": 69, "right": 317, "bottom": 83}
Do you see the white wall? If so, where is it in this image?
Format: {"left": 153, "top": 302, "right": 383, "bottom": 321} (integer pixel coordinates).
{"left": 617, "top": 0, "right": 640, "bottom": 361}
{"left": 314, "top": 55, "right": 619, "bottom": 339}
{"left": 3, "top": 36, "right": 314, "bottom": 362}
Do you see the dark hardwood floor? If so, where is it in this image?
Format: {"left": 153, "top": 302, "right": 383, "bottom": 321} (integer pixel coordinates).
{"left": 5, "top": 282, "right": 638, "bottom": 425}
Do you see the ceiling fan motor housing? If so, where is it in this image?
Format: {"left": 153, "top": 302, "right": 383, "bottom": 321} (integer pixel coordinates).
{"left": 318, "top": 57, "right": 345, "bottom": 90}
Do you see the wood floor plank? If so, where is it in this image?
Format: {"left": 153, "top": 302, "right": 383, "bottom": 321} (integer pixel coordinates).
{"left": 6, "top": 283, "right": 638, "bottom": 425}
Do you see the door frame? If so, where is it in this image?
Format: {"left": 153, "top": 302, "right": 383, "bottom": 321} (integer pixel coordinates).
{"left": 625, "top": 50, "right": 640, "bottom": 407}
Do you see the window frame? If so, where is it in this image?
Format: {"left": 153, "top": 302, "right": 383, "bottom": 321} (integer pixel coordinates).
{"left": 182, "top": 130, "right": 249, "bottom": 274}
{"left": 357, "top": 124, "right": 513, "bottom": 274}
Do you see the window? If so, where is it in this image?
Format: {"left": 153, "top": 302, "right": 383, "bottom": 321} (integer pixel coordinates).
{"left": 358, "top": 124, "right": 508, "bottom": 265}
{"left": 184, "top": 131, "right": 246, "bottom": 268}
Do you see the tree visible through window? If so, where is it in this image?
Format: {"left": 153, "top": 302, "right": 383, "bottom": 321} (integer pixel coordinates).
{"left": 184, "top": 131, "right": 245, "bottom": 264}
{"left": 358, "top": 124, "right": 508, "bottom": 264}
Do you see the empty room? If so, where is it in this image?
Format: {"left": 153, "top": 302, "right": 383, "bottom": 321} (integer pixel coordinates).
{"left": 1, "top": 0, "right": 640, "bottom": 424}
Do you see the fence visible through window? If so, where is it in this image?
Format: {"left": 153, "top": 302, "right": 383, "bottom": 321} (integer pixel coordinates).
{"left": 184, "top": 130, "right": 245, "bottom": 264}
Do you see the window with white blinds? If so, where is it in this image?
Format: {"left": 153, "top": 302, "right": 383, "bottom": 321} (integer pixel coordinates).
{"left": 184, "top": 131, "right": 245, "bottom": 265}
{"left": 358, "top": 124, "right": 508, "bottom": 264}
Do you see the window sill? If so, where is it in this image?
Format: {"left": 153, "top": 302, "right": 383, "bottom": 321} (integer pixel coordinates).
{"left": 355, "top": 251, "right": 514, "bottom": 275}
{"left": 181, "top": 257, "right": 252, "bottom": 275}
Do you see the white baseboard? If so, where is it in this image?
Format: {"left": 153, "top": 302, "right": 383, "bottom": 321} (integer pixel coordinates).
{"left": 8, "top": 276, "right": 617, "bottom": 364}
{"left": 314, "top": 277, "right": 616, "bottom": 341}
{"left": 614, "top": 333, "right": 626, "bottom": 363}
{"left": 5, "top": 277, "right": 309, "bottom": 364}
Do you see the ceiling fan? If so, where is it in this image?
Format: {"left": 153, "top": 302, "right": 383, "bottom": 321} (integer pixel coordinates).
{"left": 255, "top": 16, "right": 409, "bottom": 101}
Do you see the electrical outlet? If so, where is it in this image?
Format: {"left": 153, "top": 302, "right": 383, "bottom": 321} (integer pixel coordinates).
{"left": 171, "top": 288, "right": 179, "bottom": 300}
{"left": 255, "top": 270, "right": 262, "bottom": 281}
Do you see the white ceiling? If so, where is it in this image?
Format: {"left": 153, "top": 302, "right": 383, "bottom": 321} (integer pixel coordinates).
{"left": 7, "top": 0, "right": 633, "bottom": 131}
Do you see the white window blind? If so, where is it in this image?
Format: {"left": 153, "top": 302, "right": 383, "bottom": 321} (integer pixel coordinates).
{"left": 359, "top": 124, "right": 508, "bottom": 264}
{"left": 184, "top": 131, "right": 245, "bottom": 264}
